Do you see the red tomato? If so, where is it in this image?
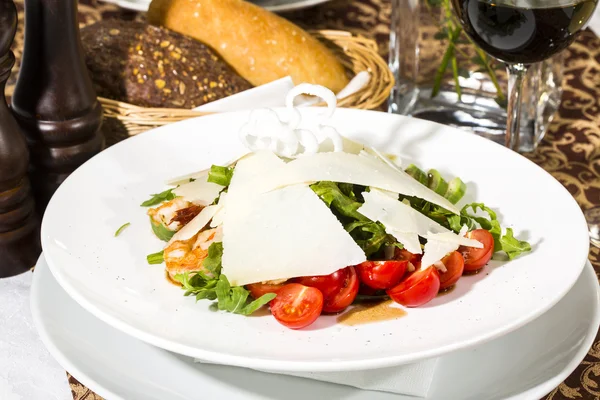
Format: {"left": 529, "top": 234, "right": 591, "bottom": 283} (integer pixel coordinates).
{"left": 460, "top": 229, "right": 494, "bottom": 273}
{"left": 395, "top": 248, "right": 422, "bottom": 269}
{"left": 387, "top": 267, "right": 440, "bottom": 307}
{"left": 293, "top": 269, "right": 347, "bottom": 299}
{"left": 246, "top": 282, "right": 284, "bottom": 299}
{"left": 437, "top": 251, "right": 465, "bottom": 291}
{"left": 270, "top": 284, "right": 323, "bottom": 329}
{"left": 323, "top": 266, "right": 359, "bottom": 313}
{"left": 356, "top": 260, "right": 408, "bottom": 290}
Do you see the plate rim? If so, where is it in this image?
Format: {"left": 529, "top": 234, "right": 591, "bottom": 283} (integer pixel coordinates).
{"left": 41, "top": 108, "right": 592, "bottom": 372}
{"left": 31, "top": 254, "right": 600, "bottom": 400}
{"left": 99, "top": 0, "right": 333, "bottom": 12}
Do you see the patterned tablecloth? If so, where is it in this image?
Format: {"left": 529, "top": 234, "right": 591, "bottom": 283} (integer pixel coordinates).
{"left": 7, "top": 0, "right": 600, "bottom": 399}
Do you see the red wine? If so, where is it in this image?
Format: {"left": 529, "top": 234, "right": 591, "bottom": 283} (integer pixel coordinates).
{"left": 452, "top": 0, "right": 597, "bottom": 64}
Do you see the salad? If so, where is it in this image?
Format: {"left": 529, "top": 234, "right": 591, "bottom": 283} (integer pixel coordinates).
{"left": 137, "top": 85, "right": 531, "bottom": 330}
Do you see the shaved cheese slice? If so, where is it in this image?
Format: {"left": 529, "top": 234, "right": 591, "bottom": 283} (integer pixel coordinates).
{"left": 388, "top": 230, "right": 422, "bottom": 254}
{"left": 421, "top": 239, "right": 460, "bottom": 270}
{"left": 260, "top": 152, "right": 460, "bottom": 214}
{"left": 173, "top": 179, "right": 224, "bottom": 206}
{"left": 168, "top": 204, "right": 221, "bottom": 244}
{"left": 420, "top": 229, "right": 483, "bottom": 269}
{"left": 426, "top": 231, "right": 483, "bottom": 249}
{"left": 361, "top": 148, "right": 403, "bottom": 174}
{"left": 359, "top": 189, "right": 482, "bottom": 268}
{"left": 221, "top": 152, "right": 365, "bottom": 286}
{"left": 358, "top": 189, "right": 449, "bottom": 236}
{"left": 210, "top": 193, "right": 227, "bottom": 228}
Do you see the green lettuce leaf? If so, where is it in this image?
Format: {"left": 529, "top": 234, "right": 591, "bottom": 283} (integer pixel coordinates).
{"left": 311, "top": 181, "right": 392, "bottom": 257}
{"left": 146, "top": 250, "right": 165, "bottom": 265}
{"left": 499, "top": 228, "right": 532, "bottom": 259}
{"left": 141, "top": 188, "right": 177, "bottom": 207}
{"left": 173, "top": 272, "right": 218, "bottom": 300}
{"left": 310, "top": 181, "right": 365, "bottom": 220}
{"left": 150, "top": 218, "right": 175, "bottom": 241}
{"left": 460, "top": 203, "right": 530, "bottom": 258}
{"left": 215, "top": 275, "right": 276, "bottom": 315}
{"left": 202, "top": 242, "right": 223, "bottom": 276}
{"left": 114, "top": 222, "right": 130, "bottom": 237}
{"left": 174, "top": 242, "right": 274, "bottom": 315}
{"left": 345, "top": 220, "right": 390, "bottom": 257}
{"left": 207, "top": 165, "right": 234, "bottom": 187}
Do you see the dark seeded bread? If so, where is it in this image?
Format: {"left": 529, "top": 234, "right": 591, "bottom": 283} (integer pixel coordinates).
{"left": 80, "top": 20, "right": 253, "bottom": 109}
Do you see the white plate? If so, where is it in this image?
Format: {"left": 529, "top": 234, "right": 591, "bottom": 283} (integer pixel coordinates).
{"left": 41, "top": 108, "right": 590, "bottom": 372}
{"left": 31, "top": 255, "right": 600, "bottom": 400}
{"left": 101, "top": 0, "right": 332, "bottom": 12}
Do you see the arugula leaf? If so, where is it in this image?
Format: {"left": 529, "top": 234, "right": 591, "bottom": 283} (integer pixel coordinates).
{"left": 346, "top": 220, "right": 390, "bottom": 256}
{"left": 202, "top": 242, "right": 223, "bottom": 275}
{"left": 499, "top": 228, "right": 532, "bottom": 259}
{"left": 114, "top": 222, "right": 130, "bottom": 237}
{"left": 311, "top": 182, "right": 393, "bottom": 256}
{"left": 147, "top": 250, "right": 164, "bottom": 265}
{"left": 173, "top": 272, "right": 218, "bottom": 300}
{"left": 150, "top": 218, "right": 175, "bottom": 241}
{"left": 461, "top": 203, "right": 502, "bottom": 251}
{"left": 402, "top": 196, "right": 459, "bottom": 230}
{"left": 461, "top": 203, "right": 497, "bottom": 229}
{"left": 460, "top": 203, "right": 530, "bottom": 257}
{"left": 241, "top": 292, "right": 277, "bottom": 315}
{"left": 207, "top": 165, "right": 234, "bottom": 187}
{"left": 338, "top": 183, "right": 358, "bottom": 200}
{"left": 311, "top": 181, "right": 365, "bottom": 220}
{"left": 215, "top": 275, "right": 276, "bottom": 315}
{"left": 174, "top": 244, "right": 274, "bottom": 315}
{"left": 141, "top": 188, "right": 177, "bottom": 207}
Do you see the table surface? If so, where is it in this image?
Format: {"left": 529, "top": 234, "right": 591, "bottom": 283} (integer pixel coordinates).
{"left": 6, "top": 0, "right": 600, "bottom": 399}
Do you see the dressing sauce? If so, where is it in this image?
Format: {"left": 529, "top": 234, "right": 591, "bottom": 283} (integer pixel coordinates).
{"left": 437, "top": 285, "right": 455, "bottom": 296}
{"left": 338, "top": 300, "right": 407, "bottom": 326}
{"left": 166, "top": 271, "right": 182, "bottom": 286}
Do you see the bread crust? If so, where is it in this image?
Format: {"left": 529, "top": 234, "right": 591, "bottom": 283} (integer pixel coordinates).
{"left": 148, "top": 0, "right": 349, "bottom": 92}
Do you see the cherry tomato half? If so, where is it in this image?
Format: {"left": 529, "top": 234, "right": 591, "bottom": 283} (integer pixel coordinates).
{"left": 270, "top": 284, "right": 323, "bottom": 329}
{"left": 323, "top": 266, "right": 359, "bottom": 313}
{"left": 387, "top": 267, "right": 440, "bottom": 307}
{"left": 395, "top": 248, "right": 422, "bottom": 269}
{"left": 437, "top": 251, "right": 465, "bottom": 291}
{"left": 460, "top": 229, "right": 494, "bottom": 273}
{"left": 246, "top": 282, "right": 285, "bottom": 299}
{"left": 356, "top": 260, "right": 408, "bottom": 290}
{"left": 293, "top": 268, "right": 347, "bottom": 299}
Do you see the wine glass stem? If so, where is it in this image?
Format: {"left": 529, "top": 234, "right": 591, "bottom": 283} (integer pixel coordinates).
{"left": 505, "top": 63, "right": 529, "bottom": 151}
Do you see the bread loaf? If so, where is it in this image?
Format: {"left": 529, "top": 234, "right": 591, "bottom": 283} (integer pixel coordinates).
{"left": 80, "top": 20, "right": 253, "bottom": 109}
{"left": 147, "top": 0, "right": 349, "bottom": 93}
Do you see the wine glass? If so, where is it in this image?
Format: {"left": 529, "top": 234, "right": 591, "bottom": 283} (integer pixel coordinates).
{"left": 451, "top": 0, "right": 598, "bottom": 150}
{"left": 585, "top": 207, "right": 600, "bottom": 248}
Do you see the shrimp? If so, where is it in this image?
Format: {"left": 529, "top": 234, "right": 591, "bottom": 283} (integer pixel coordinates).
{"left": 164, "top": 227, "right": 222, "bottom": 281}
{"left": 147, "top": 197, "right": 192, "bottom": 231}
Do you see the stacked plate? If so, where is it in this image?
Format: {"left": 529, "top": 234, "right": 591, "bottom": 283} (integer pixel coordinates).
{"left": 34, "top": 109, "right": 599, "bottom": 399}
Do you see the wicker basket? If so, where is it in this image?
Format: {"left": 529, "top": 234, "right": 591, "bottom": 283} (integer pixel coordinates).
{"left": 100, "top": 30, "right": 394, "bottom": 136}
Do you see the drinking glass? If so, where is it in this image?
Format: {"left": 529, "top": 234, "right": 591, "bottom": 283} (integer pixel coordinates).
{"left": 450, "top": 0, "right": 598, "bottom": 150}
{"left": 388, "top": 0, "right": 565, "bottom": 152}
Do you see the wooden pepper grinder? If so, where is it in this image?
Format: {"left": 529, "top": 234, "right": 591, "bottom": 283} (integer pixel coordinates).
{"left": 0, "top": 0, "right": 41, "bottom": 278}
{"left": 11, "top": 0, "right": 104, "bottom": 214}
